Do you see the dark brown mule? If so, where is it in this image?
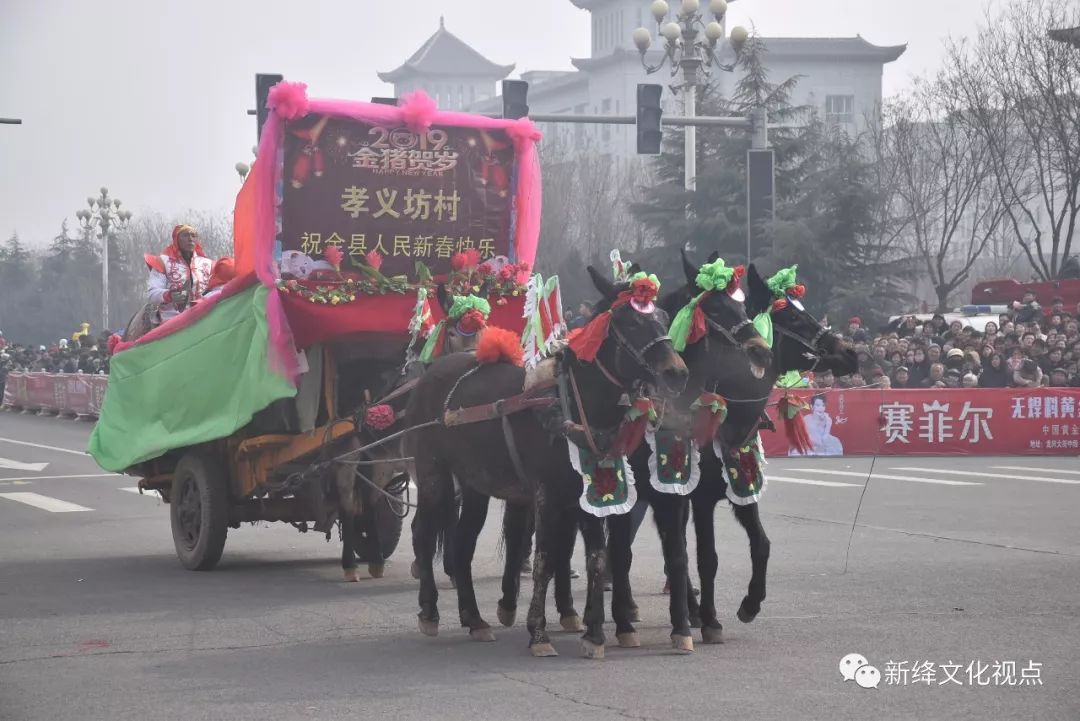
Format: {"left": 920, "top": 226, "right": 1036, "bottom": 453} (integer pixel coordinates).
{"left": 606, "top": 252, "right": 773, "bottom": 651}
{"left": 338, "top": 283, "right": 491, "bottom": 582}
{"left": 612, "top": 260, "right": 856, "bottom": 648}
{"left": 405, "top": 267, "right": 688, "bottom": 657}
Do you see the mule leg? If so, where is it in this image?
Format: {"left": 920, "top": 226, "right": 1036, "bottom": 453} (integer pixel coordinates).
{"left": 453, "top": 486, "right": 493, "bottom": 641}
{"left": 578, "top": 513, "right": 608, "bottom": 658}
{"left": 414, "top": 461, "right": 452, "bottom": 637}
{"left": 341, "top": 510, "right": 360, "bottom": 582}
{"left": 607, "top": 511, "right": 639, "bottom": 647}
{"left": 732, "top": 501, "right": 770, "bottom": 623}
{"left": 442, "top": 488, "right": 461, "bottom": 582}
{"left": 691, "top": 495, "right": 723, "bottom": 643}
{"left": 525, "top": 496, "right": 567, "bottom": 657}
{"left": 360, "top": 485, "right": 385, "bottom": 578}
{"left": 553, "top": 525, "right": 580, "bottom": 632}
{"left": 653, "top": 494, "right": 693, "bottom": 651}
{"left": 497, "top": 502, "right": 529, "bottom": 628}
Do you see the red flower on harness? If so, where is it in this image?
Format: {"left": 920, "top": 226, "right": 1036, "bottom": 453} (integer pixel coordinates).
{"left": 365, "top": 404, "right": 396, "bottom": 431}
{"left": 728, "top": 265, "right": 746, "bottom": 296}
{"left": 592, "top": 465, "right": 620, "bottom": 497}
{"left": 631, "top": 276, "right": 659, "bottom": 305}
{"left": 456, "top": 308, "right": 487, "bottom": 334}
{"left": 771, "top": 298, "right": 789, "bottom": 312}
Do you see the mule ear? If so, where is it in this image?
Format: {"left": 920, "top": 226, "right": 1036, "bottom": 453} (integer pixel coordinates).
{"left": 587, "top": 265, "right": 617, "bottom": 301}
{"left": 436, "top": 283, "right": 452, "bottom": 315}
{"left": 746, "top": 264, "right": 771, "bottom": 315}
{"left": 627, "top": 262, "right": 642, "bottom": 276}
{"left": 706, "top": 251, "right": 719, "bottom": 263}
{"left": 681, "top": 248, "right": 699, "bottom": 286}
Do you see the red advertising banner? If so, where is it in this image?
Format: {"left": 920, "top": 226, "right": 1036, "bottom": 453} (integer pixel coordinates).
{"left": 761, "top": 388, "right": 1080, "bottom": 456}
{"left": 281, "top": 114, "right": 516, "bottom": 279}
{"left": 1, "top": 372, "right": 108, "bottom": 418}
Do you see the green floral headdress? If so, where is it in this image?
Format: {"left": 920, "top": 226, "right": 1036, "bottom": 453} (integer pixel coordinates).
{"left": 419, "top": 293, "right": 492, "bottom": 363}
{"left": 668, "top": 259, "right": 744, "bottom": 352}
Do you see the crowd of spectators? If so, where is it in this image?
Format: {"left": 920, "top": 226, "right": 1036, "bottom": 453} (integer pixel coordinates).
{"left": 814, "top": 293, "right": 1080, "bottom": 391}
{"left": 0, "top": 332, "right": 111, "bottom": 397}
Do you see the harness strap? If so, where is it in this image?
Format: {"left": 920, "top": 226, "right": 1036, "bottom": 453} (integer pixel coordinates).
{"left": 567, "top": 365, "right": 601, "bottom": 456}
{"left": 501, "top": 415, "right": 531, "bottom": 486}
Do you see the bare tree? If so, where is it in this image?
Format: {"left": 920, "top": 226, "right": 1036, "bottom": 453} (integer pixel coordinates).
{"left": 884, "top": 79, "right": 1008, "bottom": 311}
{"left": 945, "top": 0, "right": 1080, "bottom": 280}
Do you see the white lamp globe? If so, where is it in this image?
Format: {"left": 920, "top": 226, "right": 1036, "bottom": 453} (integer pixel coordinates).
{"left": 661, "top": 22, "right": 682, "bottom": 42}
{"left": 633, "top": 27, "right": 653, "bottom": 51}
{"left": 650, "top": 0, "right": 669, "bottom": 22}
{"left": 681, "top": 0, "right": 700, "bottom": 14}
{"left": 704, "top": 21, "right": 724, "bottom": 42}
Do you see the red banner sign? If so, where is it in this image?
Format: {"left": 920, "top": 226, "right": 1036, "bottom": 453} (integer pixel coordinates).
{"left": 761, "top": 388, "right": 1080, "bottom": 456}
{"left": 2, "top": 372, "right": 108, "bottom": 418}
{"left": 281, "top": 114, "right": 516, "bottom": 279}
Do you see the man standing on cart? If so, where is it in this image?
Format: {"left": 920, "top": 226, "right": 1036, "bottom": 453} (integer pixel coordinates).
{"left": 145, "top": 224, "right": 214, "bottom": 321}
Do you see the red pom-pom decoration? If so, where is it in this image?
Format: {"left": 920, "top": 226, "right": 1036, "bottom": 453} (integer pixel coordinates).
{"left": 630, "top": 277, "right": 659, "bottom": 305}
{"left": 771, "top": 298, "right": 789, "bottom": 312}
{"left": 727, "top": 265, "right": 746, "bottom": 295}
{"left": 266, "top": 81, "right": 310, "bottom": 121}
{"left": 365, "top": 404, "right": 396, "bottom": 431}
{"left": 476, "top": 327, "right": 524, "bottom": 366}
{"left": 107, "top": 333, "right": 122, "bottom": 355}
{"left": 790, "top": 284, "right": 806, "bottom": 299}
{"left": 451, "top": 252, "right": 468, "bottom": 271}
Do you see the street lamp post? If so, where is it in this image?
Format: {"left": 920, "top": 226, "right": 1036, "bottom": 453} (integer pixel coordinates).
{"left": 76, "top": 187, "right": 132, "bottom": 332}
{"left": 633, "top": 0, "right": 749, "bottom": 191}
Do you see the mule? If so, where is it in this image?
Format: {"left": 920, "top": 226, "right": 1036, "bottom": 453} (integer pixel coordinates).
{"left": 404, "top": 267, "right": 689, "bottom": 658}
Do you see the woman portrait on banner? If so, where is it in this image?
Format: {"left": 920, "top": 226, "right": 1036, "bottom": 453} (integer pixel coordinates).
{"left": 790, "top": 393, "right": 844, "bottom": 456}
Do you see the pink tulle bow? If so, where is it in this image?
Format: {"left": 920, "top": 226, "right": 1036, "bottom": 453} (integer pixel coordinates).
{"left": 266, "top": 81, "right": 310, "bottom": 121}
{"left": 506, "top": 118, "right": 543, "bottom": 149}
{"left": 400, "top": 90, "right": 438, "bottom": 135}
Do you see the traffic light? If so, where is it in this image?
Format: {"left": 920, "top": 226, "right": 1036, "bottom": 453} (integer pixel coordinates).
{"left": 637, "top": 84, "right": 663, "bottom": 154}
{"left": 502, "top": 80, "right": 529, "bottom": 120}
{"left": 255, "top": 73, "right": 284, "bottom": 140}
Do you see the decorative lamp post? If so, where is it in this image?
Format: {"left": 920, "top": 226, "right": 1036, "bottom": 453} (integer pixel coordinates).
{"left": 235, "top": 161, "right": 250, "bottom": 182}
{"left": 633, "top": 0, "right": 749, "bottom": 190}
{"left": 76, "top": 187, "right": 132, "bottom": 331}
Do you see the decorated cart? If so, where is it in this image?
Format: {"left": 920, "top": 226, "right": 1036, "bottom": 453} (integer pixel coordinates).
{"left": 88, "top": 83, "right": 544, "bottom": 571}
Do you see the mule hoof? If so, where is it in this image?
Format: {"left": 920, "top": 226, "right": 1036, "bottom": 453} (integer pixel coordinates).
{"left": 671, "top": 635, "right": 694, "bottom": 654}
{"left": 701, "top": 625, "right": 724, "bottom": 644}
{"left": 343, "top": 568, "right": 361, "bottom": 583}
{"left": 737, "top": 601, "right": 759, "bottom": 624}
{"left": 469, "top": 627, "right": 496, "bottom": 643}
{"left": 409, "top": 560, "right": 420, "bottom": 580}
{"left": 530, "top": 643, "right": 558, "bottom": 658}
{"left": 497, "top": 605, "right": 516, "bottom": 628}
{"left": 581, "top": 640, "right": 606, "bottom": 659}
{"left": 560, "top": 614, "right": 584, "bottom": 633}
{"left": 418, "top": 618, "right": 439, "bottom": 637}
{"left": 367, "top": 562, "right": 385, "bottom": 579}
{"left": 617, "top": 632, "right": 640, "bottom": 648}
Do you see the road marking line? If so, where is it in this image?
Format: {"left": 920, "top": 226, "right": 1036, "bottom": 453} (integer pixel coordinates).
{"left": 0, "top": 437, "right": 88, "bottom": 457}
{"left": 0, "top": 473, "right": 119, "bottom": 482}
{"left": 993, "top": 465, "right": 1080, "bottom": 477}
{"left": 0, "top": 457, "right": 48, "bottom": 472}
{"left": 119, "top": 487, "right": 162, "bottom": 498}
{"left": 790, "top": 468, "right": 982, "bottom": 486}
{"left": 767, "top": 475, "right": 862, "bottom": 488}
{"left": 892, "top": 467, "right": 1080, "bottom": 485}
{"left": 0, "top": 492, "right": 93, "bottom": 512}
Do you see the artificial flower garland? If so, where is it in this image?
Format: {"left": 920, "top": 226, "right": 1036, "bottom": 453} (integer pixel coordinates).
{"left": 418, "top": 293, "right": 492, "bottom": 363}
{"left": 566, "top": 272, "right": 661, "bottom": 363}
{"left": 669, "top": 259, "right": 745, "bottom": 352}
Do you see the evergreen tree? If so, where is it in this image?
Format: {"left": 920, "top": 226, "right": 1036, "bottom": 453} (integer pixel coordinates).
{"left": 0, "top": 233, "right": 39, "bottom": 343}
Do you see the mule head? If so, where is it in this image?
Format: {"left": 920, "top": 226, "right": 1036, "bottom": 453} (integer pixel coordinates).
{"left": 437, "top": 283, "right": 488, "bottom": 354}
{"left": 747, "top": 264, "right": 857, "bottom": 376}
{"left": 679, "top": 249, "right": 772, "bottom": 379}
{"left": 585, "top": 265, "right": 688, "bottom": 398}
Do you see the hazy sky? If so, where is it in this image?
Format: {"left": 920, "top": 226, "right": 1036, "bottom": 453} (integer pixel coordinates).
{"left": 1, "top": 0, "right": 991, "bottom": 248}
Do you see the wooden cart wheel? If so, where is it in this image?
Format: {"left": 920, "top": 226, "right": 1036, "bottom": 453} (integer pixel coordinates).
{"left": 354, "top": 478, "right": 406, "bottom": 562}
{"left": 170, "top": 452, "right": 229, "bottom": 571}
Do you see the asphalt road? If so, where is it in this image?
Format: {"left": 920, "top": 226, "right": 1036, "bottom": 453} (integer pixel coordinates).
{"left": 1, "top": 410, "right": 1078, "bottom": 721}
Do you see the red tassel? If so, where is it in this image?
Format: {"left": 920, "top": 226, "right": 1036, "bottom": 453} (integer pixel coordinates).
{"left": 692, "top": 405, "right": 726, "bottom": 448}
{"left": 567, "top": 311, "right": 613, "bottom": 362}
{"left": 687, "top": 304, "right": 708, "bottom": 346}
{"left": 780, "top": 404, "right": 814, "bottom": 455}
{"left": 614, "top": 413, "right": 650, "bottom": 456}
